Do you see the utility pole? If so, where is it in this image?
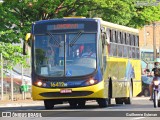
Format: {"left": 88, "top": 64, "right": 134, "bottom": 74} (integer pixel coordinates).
{"left": 1, "top": 53, "right": 3, "bottom": 100}
{"left": 11, "top": 69, "right": 13, "bottom": 101}
{"left": 21, "top": 64, "right": 25, "bottom": 100}
{"left": 153, "top": 22, "right": 157, "bottom": 60}
{"left": 159, "top": 31, "right": 160, "bottom": 58}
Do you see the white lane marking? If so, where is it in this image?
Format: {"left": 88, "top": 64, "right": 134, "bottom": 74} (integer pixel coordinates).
{"left": 132, "top": 117, "right": 146, "bottom": 120}
{"left": 132, "top": 97, "right": 150, "bottom": 100}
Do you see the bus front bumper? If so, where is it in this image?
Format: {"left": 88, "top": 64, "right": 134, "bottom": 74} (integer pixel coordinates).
{"left": 32, "top": 81, "right": 107, "bottom": 100}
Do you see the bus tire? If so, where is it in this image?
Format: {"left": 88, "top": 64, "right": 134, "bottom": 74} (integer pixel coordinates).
{"left": 108, "top": 98, "right": 111, "bottom": 105}
{"left": 69, "top": 101, "right": 77, "bottom": 108}
{"left": 124, "top": 81, "right": 133, "bottom": 104}
{"left": 97, "top": 98, "right": 108, "bottom": 108}
{"left": 143, "top": 88, "right": 150, "bottom": 97}
{"left": 78, "top": 100, "right": 86, "bottom": 108}
{"left": 115, "top": 98, "right": 123, "bottom": 104}
{"left": 108, "top": 78, "right": 112, "bottom": 105}
{"left": 153, "top": 90, "right": 158, "bottom": 108}
{"left": 44, "top": 100, "right": 54, "bottom": 109}
{"left": 158, "top": 100, "right": 160, "bottom": 107}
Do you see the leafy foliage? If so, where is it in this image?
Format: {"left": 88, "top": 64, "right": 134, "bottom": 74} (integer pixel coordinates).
{"left": 0, "top": 41, "right": 27, "bottom": 70}
{"left": 0, "top": 0, "right": 160, "bottom": 69}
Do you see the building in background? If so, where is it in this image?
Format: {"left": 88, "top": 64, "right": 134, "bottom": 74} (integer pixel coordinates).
{"left": 139, "top": 22, "right": 160, "bottom": 57}
{"left": 139, "top": 22, "right": 160, "bottom": 96}
{"left": 139, "top": 22, "right": 160, "bottom": 71}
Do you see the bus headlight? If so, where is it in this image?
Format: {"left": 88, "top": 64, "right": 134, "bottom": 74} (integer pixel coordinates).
{"left": 154, "top": 80, "right": 159, "bottom": 86}
{"left": 36, "top": 81, "right": 43, "bottom": 87}
{"left": 85, "top": 79, "right": 98, "bottom": 85}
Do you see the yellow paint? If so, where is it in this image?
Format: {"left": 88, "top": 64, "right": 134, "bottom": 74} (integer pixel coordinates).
{"left": 105, "top": 57, "right": 142, "bottom": 98}
{"left": 32, "top": 80, "right": 109, "bottom": 100}
{"left": 25, "top": 33, "right": 31, "bottom": 41}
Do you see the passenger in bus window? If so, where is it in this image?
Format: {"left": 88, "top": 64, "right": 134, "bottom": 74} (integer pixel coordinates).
{"left": 81, "top": 46, "right": 96, "bottom": 58}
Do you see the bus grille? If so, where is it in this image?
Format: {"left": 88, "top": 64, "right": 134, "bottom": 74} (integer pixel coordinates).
{"left": 39, "top": 91, "right": 93, "bottom": 97}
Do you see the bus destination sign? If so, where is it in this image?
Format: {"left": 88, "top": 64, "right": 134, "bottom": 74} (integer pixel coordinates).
{"left": 47, "top": 24, "right": 84, "bottom": 30}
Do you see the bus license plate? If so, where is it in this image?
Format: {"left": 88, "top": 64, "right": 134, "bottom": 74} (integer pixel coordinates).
{"left": 60, "top": 89, "right": 72, "bottom": 94}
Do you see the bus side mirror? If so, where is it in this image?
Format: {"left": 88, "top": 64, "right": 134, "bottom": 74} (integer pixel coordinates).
{"left": 23, "top": 33, "right": 31, "bottom": 55}
{"left": 102, "top": 33, "right": 108, "bottom": 45}
{"left": 101, "top": 28, "right": 108, "bottom": 45}
{"left": 25, "top": 33, "right": 31, "bottom": 42}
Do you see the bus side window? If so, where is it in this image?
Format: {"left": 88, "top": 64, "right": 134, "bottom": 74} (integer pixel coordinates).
{"left": 130, "top": 34, "right": 135, "bottom": 46}
{"left": 109, "top": 29, "right": 117, "bottom": 56}
{"left": 136, "top": 47, "right": 140, "bottom": 59}
{"left": 112, "top": 30, "right": 116, "bottom": 43}
{"left": 110, "top": 29, "right": 113, "bottom": 42}
{"left": 122, "top": 32, "right": 127, "bottom": 58}
{"left": 117, "top": 31, "right": 121, "bottom": 44}
{"left": 123, "top": 46, "right": 129, "bottom": 58}
{"left": 133, "top": 35, "right": 135, "bottom": 46}
{"left": 129, "top": 47, "right": 132, "bottom": 58}
{"left": 135, "top": 35, "right": 139, "bottom": 47}
{"left": 135, "top": 35, "right": 139, "bottom": 59}
{"left": 126, "top": 33, "right": 130, "bottom": 45}
{"left": 131, "top": 34, "right": 135, "bottom": 58}
{"left": 122, "top": 32, "right": 126, "bottom": 44}
{"left": 118, "top": 44, "right": 123, "bottom": 57}
{"left": 106, "top": 28, "right": 110, "bottom": 43}
{"left": 117, "top": 31, "right": 123, "bottom": 57}
{"left": 120, "top": 32, "right": 123, "bottom": 44}
{"left": 132, "top": 47, "right": 135, "bottom": 59}
{"left": 106, "top": 28, "right": 111, "bottom": 55}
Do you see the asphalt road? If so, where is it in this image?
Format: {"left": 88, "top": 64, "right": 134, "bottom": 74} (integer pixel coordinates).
{"left": 0, "top": 97, "right": 160, "bottom": 119}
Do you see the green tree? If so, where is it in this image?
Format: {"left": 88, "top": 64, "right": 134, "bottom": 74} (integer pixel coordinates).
{"left": 0, "top": 41, "right": 27, "bottom": 71}
{"left": 0, "top": 2, "right": 28, "bottom": 70}
{"left": 90, "top": 0, "right": 160, "bottom": 28}
{"left": 0, "top": 0, "right": 159, "bottom": 69}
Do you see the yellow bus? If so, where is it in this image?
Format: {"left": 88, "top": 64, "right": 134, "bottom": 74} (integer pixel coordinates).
{"left": 24, "top": 17, "right": 141, "bottom": 109}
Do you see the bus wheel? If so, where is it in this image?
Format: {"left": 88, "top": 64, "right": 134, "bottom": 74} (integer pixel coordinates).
{"left": 153, "top": 90, "right": 158, "bottom": 108}
{"left": 124, "top": 82, "right": 133, "bottom": 104}
{"left": 97, "top": 98, "right": 108, "bottom": 108}
{"left": 143, "top": 88, "right": 150, "bottom": 97}
{"left": 108, "top": 98, "right": 111, "bottom": 105}
{"left": 115, "top": 98, "right": 123, "bottom": 104}
{"left": 158, "top": 100, "right": 160, "bottom": 107}
{"left": 44, "top": 100, "right": 54, "bottom": 109}
{"left": 78, "top": 100, "right": 86, "bottom": 108}
{"left": 69, "top": 101, "right": 77, "bottom": 108}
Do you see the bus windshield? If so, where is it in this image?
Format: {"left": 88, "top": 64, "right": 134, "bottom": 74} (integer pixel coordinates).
{"left": 34, "top": 33, "right": 97, "bottom": 77}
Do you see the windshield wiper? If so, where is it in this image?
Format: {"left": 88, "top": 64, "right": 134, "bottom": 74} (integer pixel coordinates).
{"left": 47, "top": 32, "right": 61, "bottom": 47}
{"left": 69, "top": 31, "right": 83, "bottom": 47}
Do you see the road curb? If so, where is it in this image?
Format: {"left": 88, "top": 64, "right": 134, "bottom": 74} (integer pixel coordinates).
{"left": 132, "top": 97, "right": 150, "bottom": 100}
{"left": 0, "top": 100, "right": 43, "bottom": 107}
{"left": 0, "top": 97, "right": 150, "bottom": 107}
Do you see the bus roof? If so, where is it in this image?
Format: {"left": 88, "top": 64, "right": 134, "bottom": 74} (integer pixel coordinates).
{"left": 34, "top": 18, "right": 99, "bottom": 24}
{"left": 95, "top": 18, "right": 139, "bottom": 34}
{"left": 33, "top": 17, "right": 138, "bottom": 34}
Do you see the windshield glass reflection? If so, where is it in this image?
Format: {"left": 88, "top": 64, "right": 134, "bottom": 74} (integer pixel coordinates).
{"left": 34, "top": 33, "right": 97, "bottom": 77}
